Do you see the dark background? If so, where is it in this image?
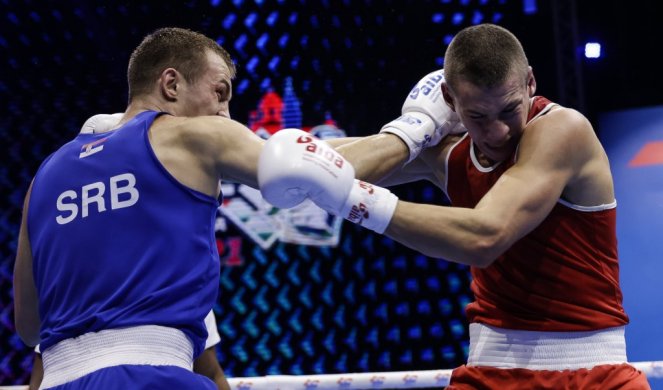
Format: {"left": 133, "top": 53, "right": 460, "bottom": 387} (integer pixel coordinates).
{"left": 1, "top": 0, "right": 661, "bottom": 386}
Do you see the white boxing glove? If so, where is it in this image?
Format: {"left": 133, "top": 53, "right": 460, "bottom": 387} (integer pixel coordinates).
{"left": 258, "top": 129, "right": 399, "bottom": 234}
{"left": 380, "top": 69, "right": 465, "bottom": 163}
{"left": 80, "top": 113, "right": 123, "bottom": 134}
{"left": 259, "top": 128, "right": 355, "bottom": 211}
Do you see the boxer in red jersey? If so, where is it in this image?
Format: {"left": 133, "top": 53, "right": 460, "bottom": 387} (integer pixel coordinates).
{"left": 258, "top": 23, "right": 650, "bottom": 389}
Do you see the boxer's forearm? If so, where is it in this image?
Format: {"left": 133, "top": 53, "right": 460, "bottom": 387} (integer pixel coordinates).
{"left": 335, "top": 133, "right": 409, "bottom": 183}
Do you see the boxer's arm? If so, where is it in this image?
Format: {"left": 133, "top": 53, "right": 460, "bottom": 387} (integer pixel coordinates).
{"left": 28, "top": 352, "right": 43, "bottom": 390}
{"left": 161, "top": 116, "right": 265, "bottom": 191}
{"left": 260, "top": 109, "right": 588, "bottom": 268}
{"left": 323, "top": 137, "right": 360, "bottom": 147}
{"left": 14, "top": 182, "right": 40, "bottom": 347}
{"left": 210, "top": 119, "right": 265, "bottom": 188}
{"left": 319, "top": 134, "right": 416, "bottom": 185}
{"left": 367, "top": 155, "right": 434, "bottom": 187}
{"left": 333, "top": 131, "right": 460, "bottom": 188}
{"left": 335, "top": 134, "right": 411, "bottom": 183}
{"left": 194, "top": 347, "right": 230, "bottom": 390}
{"left": 385, "top": 109, "right": 588, "bottom": 267}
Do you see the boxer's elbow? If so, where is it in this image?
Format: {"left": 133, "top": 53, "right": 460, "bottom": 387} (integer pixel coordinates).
{"left": 463, "top": 220, "right": 510, "bottom": 268}
{"left": 467, "top": 242, "right": 501, "bottom": 268}
{"left": 416, "top": 232, "right": 503, "bottom": 268}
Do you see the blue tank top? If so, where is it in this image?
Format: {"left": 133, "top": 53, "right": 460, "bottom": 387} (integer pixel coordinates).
{"left": 28, "top": 111, "right": 220, "bottom": 357}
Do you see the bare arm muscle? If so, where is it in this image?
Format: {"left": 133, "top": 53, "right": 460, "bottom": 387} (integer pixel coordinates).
{"left": 14, "top": 182, "right": 40, "bottom": 346}
{"left": 385, "top": 109, "right": 588, "bottom": 267}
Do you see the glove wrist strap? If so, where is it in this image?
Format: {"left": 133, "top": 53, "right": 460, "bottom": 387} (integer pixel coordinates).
{"left": 341, "top": 180, "right": 398, "bottom": 234}
{"left": 380, "top": 112, "right": 436, "bottom": 163}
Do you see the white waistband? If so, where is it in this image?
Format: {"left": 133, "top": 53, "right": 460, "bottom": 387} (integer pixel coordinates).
{"left": 468, "top": 323, "right": 627, "bottom": 371}
{"left": 40, "top": 325, "right": 194, "bottom": 389}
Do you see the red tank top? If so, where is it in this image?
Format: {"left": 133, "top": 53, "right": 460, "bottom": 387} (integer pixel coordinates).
{"left": 445, "top": 96, "right": 628, "bottom": 331}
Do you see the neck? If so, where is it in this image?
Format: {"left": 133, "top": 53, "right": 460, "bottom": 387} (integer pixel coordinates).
{"left": 473, "top": 144, "right": 498, "bottom": 167}
{"left": 121, "top": 97, "right": 172, "bottom": 125}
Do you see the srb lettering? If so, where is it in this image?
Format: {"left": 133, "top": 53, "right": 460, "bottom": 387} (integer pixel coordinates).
{"left": 56, "top": 173, "right": 139, "bottom": 225}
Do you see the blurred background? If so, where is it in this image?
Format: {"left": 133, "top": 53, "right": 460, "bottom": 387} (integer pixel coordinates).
{"left": 1, "top": 0, "right": 661, "bottom": 388}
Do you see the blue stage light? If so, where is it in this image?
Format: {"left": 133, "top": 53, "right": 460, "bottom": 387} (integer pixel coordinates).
{"left": 256, "top": 33, "right": 269, "bottom": 51}
{"left": 266, "top": 11, "right": 278, "bottom": 26}
{"left": 452, "top": 12, "right": 464, "bottom": 25}
{"left": 523, "top": 0, "right": 538, "bottom": 14}
{"left": 472, "top": 10, "right": 484, "bottom": 24}
{"left": 585, "top": 42, "right": 602, "bottom": 59}
{"left": 244, "top": 12, "right": 257, "bottom": 29}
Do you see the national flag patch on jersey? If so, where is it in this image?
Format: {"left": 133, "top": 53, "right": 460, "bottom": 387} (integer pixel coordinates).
{"left": 79, "top": 137, "right": 108, "bottom": 158}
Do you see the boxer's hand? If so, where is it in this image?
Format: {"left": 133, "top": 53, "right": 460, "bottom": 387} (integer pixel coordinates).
{"left": 258, "top": 129, "right": 398, "bottom": 233}
{"left": 80, "top": 113, "right": 123, "bottom": 134}
{"left": 258, "top": 128, "right": 355, "bottom": 211}
{"left": 380, "top": 69, "right": 465, "bottom": 162}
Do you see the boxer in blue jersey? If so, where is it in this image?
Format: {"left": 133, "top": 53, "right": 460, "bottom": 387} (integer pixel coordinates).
{"left": 14, "top": 27, "right": 264, "bottom": 389}
{"left": 24, "top": 115, "right": 231, "bottom": 390}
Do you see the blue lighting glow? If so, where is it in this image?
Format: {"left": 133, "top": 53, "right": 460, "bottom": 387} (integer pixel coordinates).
{"left": 472, "top": 10, "right": 484, "bottom": 24}
{"left": 452, "top": 12, "right": 464, "bottom": 25}
{"left": 244, "top": 12, "right": 258, "bottom": 29}
{"left": 246, "top": 55, "right": 259, "bottom": 73}
{"left": 234, "top": 33, "right": 247, "bottom": 55}
{"left": 266, "top": 11, "right": 278, "bottom": 26}
{"left": 288, "top": 12, "right": 298, "bottom": 25}
{"left": 256, "top": 33, "right": 269, "bottom": 51}
{"left": 585, "top": 42, "right": 602, "bottom": 59}
{"left": 523, "top": 0, "right": 538, "bottom": 14}
{"left": 432, "top": 13, "right": 445, "bottom": 24}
